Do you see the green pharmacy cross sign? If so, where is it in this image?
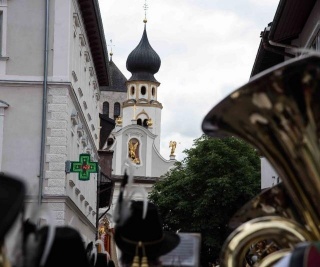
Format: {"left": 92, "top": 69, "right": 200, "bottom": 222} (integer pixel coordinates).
{"left": 70, "top": 154, "right": 98, "bottom": 181}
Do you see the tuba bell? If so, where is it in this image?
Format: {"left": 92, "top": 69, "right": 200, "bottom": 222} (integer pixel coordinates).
{"left": 202, "top": 54, "right": 320, "bottom": 266}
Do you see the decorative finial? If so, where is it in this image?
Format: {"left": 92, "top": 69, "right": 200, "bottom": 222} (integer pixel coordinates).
{"left": 143, "top": 0, "right": 148, "bottom": 23}
{"left": 108, "top": 39, "right": 115, "bottom": 61}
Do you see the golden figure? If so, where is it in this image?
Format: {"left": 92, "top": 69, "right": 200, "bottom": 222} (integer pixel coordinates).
{"left": 129, "top": 140, "right": 140, "bottom": 164}
{"left": 147, "top": 118, "right": 153, "bottom": 126}
{"left": 169, "top": 141, "right": 177, "bottom": 156}
{"left": 116, "top": 116, "right": 122, "bottom": 125}
{"left": 98, "top": 225, "right": 106, "bottom": 237}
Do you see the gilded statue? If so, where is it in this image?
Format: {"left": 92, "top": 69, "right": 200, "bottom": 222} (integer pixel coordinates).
{"left": 147, "top": 118, "right": 153, "bottom": 126}
{"left": 116, "top": 116, "right": 122, "bottom": 125}
{"left": 169, "top": 141, "right": 177, "bottom": 156}
{"left": 128, "top": 140, "right": 140, "bottom": 164}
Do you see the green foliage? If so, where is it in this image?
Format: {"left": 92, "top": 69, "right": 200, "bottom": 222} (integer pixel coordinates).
{"left": 149, "top": 135, "right": 261, "bottom": 266}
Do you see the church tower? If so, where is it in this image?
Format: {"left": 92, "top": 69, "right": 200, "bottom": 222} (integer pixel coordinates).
{"left": 104, "top": 18, "right": 175, "bottom": 183}
{"left": 122, "top": 21, "right": 162, "bottom": 151}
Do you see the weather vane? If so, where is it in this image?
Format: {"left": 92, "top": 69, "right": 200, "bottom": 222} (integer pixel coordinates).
{"left": 143, "top": 0, "right": 148, "bottom": 23}
{"left": 108, "top": 39, "right": 115, "bottom": 59}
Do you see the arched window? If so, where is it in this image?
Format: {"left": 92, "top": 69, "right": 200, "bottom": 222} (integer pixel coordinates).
{"left": 137, "top": 118, "right": 142, "bottom": 125}
{"left": 152, "top": 87, "right": 155, "bottom": 96}
{"left": 131, "top": 86, "right": 135, "bottom": 95}
{"left": 114, "top": 102, "right": 120, "bottom": 119}
{"left": 143, "top": 119, "right": 148, "bottom": 127}
{"left": 103, "top": 102, "right": 109, "bottom": 116}
{"left": 141, "top": 86, "right": 146, "bottom": 96}
{"left": 107, "top": 138, "right": 114, "bottom": 147}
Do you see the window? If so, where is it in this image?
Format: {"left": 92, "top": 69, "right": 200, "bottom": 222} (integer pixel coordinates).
{"left": 152, "top": 87, "right": 155, "bottom": 96}
{"left": 114, "top": 102, "right": 120, "bottom": 119}
{"left": 0, "top": 101, "right": 9, "bottom": 171}
{"left": 311, "top": 29, "right": 320, "bottom": 50}
{"left": 131, "top": 86, "right": 135, "bottom": 95}
{"left": 137, "top": 118, "right": 142, "bottom": 125}
{"left": 107, "top": 138, "right": 114, "bottom": 147}
{"left": 103, "top": 102, "right": 109, "bottom": 116}
{"left": 0, "top": 11, "right": 3, "bottom": 56}
{"left": 141, "top": 86, "right": 146, "bottom": 95}
{"left": 0, "top": 5, "right": 8, "bottom": 61}
{"left": 143, "top": 119, "right": 148, "bottom": 127}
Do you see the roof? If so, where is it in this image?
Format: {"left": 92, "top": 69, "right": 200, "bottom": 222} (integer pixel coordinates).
{"left": 101, "top": 60, "right": 127, "bottom": 92}
{"left": 126, "top": 25, "right": 161, "bottom": 83}
{"left": 99, "top": 172, "right": 114, "bottom": 208}
{"left": 250, "top": 29, "right": 284, "bottom": 77}
{"left": 99, "top": 114, "right": 116, "bottom": 149}
{"left": 77, "top": 0, "right": 110, "bottom": 86}
{"left": 269, "top": 0, "right": 317, "bottom": 42}
{"left": 250, "top": 0, "right": 317, "bottom": 77}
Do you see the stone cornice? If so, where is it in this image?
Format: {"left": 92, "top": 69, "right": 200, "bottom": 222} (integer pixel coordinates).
{"left": 26, "top": 195, "right": 97, "bottom": 232}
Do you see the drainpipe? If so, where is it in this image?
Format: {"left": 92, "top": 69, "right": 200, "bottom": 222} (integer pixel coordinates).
{"left": 38, "top": 0, "right": 49, "bottom": 206}
{"left": 269, "top": 40, "right": 299, "bottom": 50}
{"left": 261, "top": 33, "right": 295, "bottom": 58}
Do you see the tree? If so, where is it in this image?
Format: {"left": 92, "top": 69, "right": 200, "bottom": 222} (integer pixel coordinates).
{"left": 149, "top": 135, "right": 261, "bottom": 266}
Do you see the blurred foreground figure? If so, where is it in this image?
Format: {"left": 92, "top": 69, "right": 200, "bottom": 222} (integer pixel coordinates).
{"left": 0, "top": 173, "right": 25, "bottom": 267}
{"left": 114, "top": 200, "right": 180, "bottom": 267}
{"left": 273, "top": 241, "right": 320, "bottom": 267}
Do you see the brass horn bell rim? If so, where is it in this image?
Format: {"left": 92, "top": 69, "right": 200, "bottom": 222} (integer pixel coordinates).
{"left": 202, "top": 54, "right": 320, "bottom": 266}
{"left": 202, "top": 54, "right": 320, "bottom": 240}
{"left": 220, "top": 216, "right": 312, "bottom": 267}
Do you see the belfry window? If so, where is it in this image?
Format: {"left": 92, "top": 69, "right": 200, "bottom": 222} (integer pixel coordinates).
{"left": 114, "top": 102, "right": 120, "bottom": 119}
{"left": 311, "top": 30, "right": 320, "bottom": 50}
{"left": 107, "top": 138, "right": 114, "bottom": 147}
{"left": 152, "top": 87, "right": 155, "bottom": 96}
{"left": 137, "top": 118, "right": 142, "bottom": 125}
{"left": 131, "top": 86, "right": 135, "bottom": 95}
{"left": 103, "top": 102, "right": 109, "bottom": 116}
{"left": 141, "top": 86, "right": 146, "bottom": 96}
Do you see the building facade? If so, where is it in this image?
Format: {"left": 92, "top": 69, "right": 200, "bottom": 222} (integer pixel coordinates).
{"left": 251, "top": 0, "right": 320, "bottom": 189}
{"left": 0, "top": 0, "right": 110, "bottom": 248}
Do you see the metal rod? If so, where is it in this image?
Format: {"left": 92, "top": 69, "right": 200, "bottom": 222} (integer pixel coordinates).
{"left": 96, "top": 167, "right": 101, "bottom": 239}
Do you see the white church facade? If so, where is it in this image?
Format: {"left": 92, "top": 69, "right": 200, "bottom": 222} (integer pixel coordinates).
{"left": 100, "top": 22, "right": 176, "bottom": 219}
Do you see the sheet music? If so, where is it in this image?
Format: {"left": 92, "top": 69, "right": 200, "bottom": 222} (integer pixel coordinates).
{"left": 160, "top": 233, "right": 201, "bottom": 267}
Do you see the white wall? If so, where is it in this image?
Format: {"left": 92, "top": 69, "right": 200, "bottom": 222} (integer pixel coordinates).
{"left": 0, "top": 84, "right": 42, "bottom": 193}
{"left": 261, "top": 157, "right": 281, "bottom": 189}
{"left": 5, "top": 0, "right": 47, "bottom": 77}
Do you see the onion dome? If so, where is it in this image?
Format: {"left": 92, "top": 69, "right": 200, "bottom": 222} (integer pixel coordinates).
{"left": 126, "top": 25, "right": 161, "bottom": 82}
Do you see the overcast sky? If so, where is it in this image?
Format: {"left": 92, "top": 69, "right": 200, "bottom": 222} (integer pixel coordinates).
{"left": 97, "top": 0, "right": 280, "bottom": 161}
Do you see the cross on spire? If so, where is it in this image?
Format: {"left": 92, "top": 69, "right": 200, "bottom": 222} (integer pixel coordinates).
{"left": 143, "top": 0, "right": 148, "bottom": 23}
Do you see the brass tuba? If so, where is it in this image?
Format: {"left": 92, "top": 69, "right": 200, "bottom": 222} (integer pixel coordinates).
{"left": 202, "top": 54, "right": 320, "bottom": 266}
